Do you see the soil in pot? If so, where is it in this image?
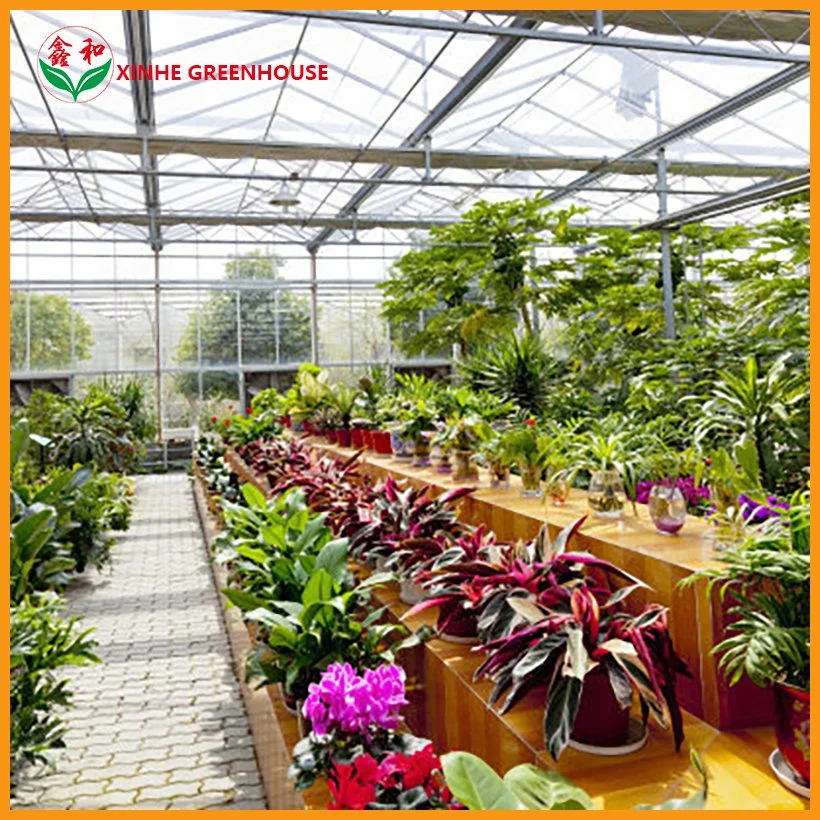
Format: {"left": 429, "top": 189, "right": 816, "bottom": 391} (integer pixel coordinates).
{"left": 774, "top": 682, "right": 810, "bottom": 782}
{"left": 570, "top": 667, "right": 632, "bottom": 748}
{"left": 336, "top": 429, "right": 352, "bottom": 448}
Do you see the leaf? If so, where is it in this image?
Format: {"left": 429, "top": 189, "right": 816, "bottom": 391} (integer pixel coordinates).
{"left": 11, "top": 419, "right": 29, "bottom": 469}
{"left": 441, "top": 751, "right": 522, "bottom": 810}
{"left": 39, "top": 59, "right": 77, "bottom": 99}
{"left": 221, "top": 588, "right": 270, "bottom": 612}
{"left": 241, "top": 481, "right": 267, "bottom": 509}
{"left": 75, "top": 58, "right": 111, "bottom": 97}
{"left": 544, "top": 674, "right": 583, "bottom": 760}
{"left": 504, "top": 764, "right": 594, "bottom": 810}
{"left": 314, "top": 538, "right": 348, "bottom": 584}
{"left": 301, "top": 568, "right": 334, "bottom": 607}
{"left": 506, "top": 596, "right": 548, "bottom": 625}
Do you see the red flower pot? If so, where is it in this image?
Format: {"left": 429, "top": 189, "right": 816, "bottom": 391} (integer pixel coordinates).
{"left": 326, "top": 429, "right": 338, "bottom": 444}
{"left": 438, "top": 604, "right": 478, "bottom": 643}
{"left": 774, "top": 682, "right": 810, "bottom": 781}
{"left": 362, "top": 429, "right": 374, "bottom": 450}
{"left": 570, "top": 667, "right": 631, "bottom": 747}
{"left": 372, "top": 430, "right": 393, "bottom": 456}
{"left": 350, "top": 428, "right": 364, "bottom": 449}
{"left": 336, "top": 429, "right": 352, "bottom": 448}
{"left": 303, "top": 420, "right": 315, "bottom": 435}
{"left": 280, "top": 415, "right": 292, "bottom": 428}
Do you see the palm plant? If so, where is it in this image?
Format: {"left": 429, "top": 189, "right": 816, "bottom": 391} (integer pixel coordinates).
{"left": 694, "top": 354, "right": 808, "bottom": 491}
{"left": 459, "top": 333, "right": 557, "bottom": 415}
{"left": 328, "top": 383, "right": 361, "bottom": 429}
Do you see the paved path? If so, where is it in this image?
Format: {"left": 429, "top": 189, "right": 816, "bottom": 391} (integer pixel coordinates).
{"left": 13, "top": 474, "right": 268, "bottom": 810}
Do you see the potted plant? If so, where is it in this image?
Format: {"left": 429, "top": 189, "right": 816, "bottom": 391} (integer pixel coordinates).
{"left": 290, "top": 662, "right": 430, "bottom": 792}
{"left": 642, "top": 446, "right": 703, "bottom": 535}
{"left": 327, "top": 383, "right": 360, "bottom": 448}
{"left": 431, "top": 414, "right": 487, "bottom": 483}
{"left": 578, "top": 427, "right": 638, "bottom": 518}
{"left": 474, "top": 427, "right": 513, "bottom": 490}
{"left": 684, "top": 489, "right": 809, "bottom": 787}
{"left": 501, "top": 422, "right": 549, "bottom": 497}
{"left": 392, "top": 398, "right": 437, "bottom": 465}
{"left": 474, "top": 585, "right": 688, "bottom": 759}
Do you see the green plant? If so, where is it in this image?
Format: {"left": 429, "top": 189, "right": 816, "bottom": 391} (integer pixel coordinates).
{"left": 430, "top": 413, "right": 488, "bottom": 453}
{"left": 461, "top": 333, "right": 558, "bottom": 415}
{"left": 327, "top": 383, "right": 360, "bottom": 430}
{"left": 683, "top": 488, "right": 809, "bottom": 691}
{"left": 693, "top": 355, "right": 807, "bottom": 492}
{"left": 10, "top": 595, "right": 100, "bottom": 784}
{"left": 441, "top": 749, "right": 708, "bottom": 810}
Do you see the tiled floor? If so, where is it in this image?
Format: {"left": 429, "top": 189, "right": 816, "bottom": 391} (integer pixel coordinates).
{"left": 12, "top": 474, "right": 267, "bottom": 810}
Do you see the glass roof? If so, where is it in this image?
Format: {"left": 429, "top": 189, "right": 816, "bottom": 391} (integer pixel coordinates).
{"left": 10, "top": 9, "right": 810, "bottom": 249}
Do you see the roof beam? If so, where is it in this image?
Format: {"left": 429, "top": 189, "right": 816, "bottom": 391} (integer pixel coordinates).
{"left": 636, "top": 172, "right": 809, "bottom": 231}
{"left": 11, "top": 129, "right": 804, "bottom": 179}
{"left": 258, "top": 10, "right": 809, "bottom": 64}
{"left": 306, "top": 15, "right": 541, "bottom": 252}
{"left": 123, "top": 10, "right": 162, "bottom": 251}
{"left": 547, "top": 62, "right": 810, "bottom": 204}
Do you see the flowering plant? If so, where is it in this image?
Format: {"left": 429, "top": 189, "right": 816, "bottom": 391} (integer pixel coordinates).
{"left": 327, "top": 744, "right": 461, "bottom": 810}
{"left": 290, "top": 662, "right": 430, "bottom": 790}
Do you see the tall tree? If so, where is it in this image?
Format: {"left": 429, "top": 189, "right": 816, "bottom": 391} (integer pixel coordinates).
{"left": 175, "top": 252, "right": 311, "bottom": 397}
{"left": 10, "top": 293, "right": 93, "bottom": 370}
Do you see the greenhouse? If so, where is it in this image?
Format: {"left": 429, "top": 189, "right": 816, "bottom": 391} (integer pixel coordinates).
{"left": 10, "top": 8, "right": 809, "bottom": 811}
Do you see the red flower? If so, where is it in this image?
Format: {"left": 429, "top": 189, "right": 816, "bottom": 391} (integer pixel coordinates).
{"left": 328, "top": 757, "right": 378, "bottom": 810}
{"left": 525, "top": 418, "right": 536, "bottom": 427}
{"left": 224, "top": 419, "right": 231, "bottom": 426}
{"left": 246, "top": 407, "right": 253, "bottom": 414}
{"left": 210, "top": 416, "right": 218, "bottom": 423}
{"left": 403, "top": 744, "right": 441, "bottom": 790}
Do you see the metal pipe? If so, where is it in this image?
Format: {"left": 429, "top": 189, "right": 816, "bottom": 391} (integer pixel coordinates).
{"left": 656, "top": 149, "right": 675, "bottom": 340}
{"left": 153, "top": 248, "right": 162, "bottom": 443}
{"left": 309, "top": 251, "right": 319, "bottom": 364}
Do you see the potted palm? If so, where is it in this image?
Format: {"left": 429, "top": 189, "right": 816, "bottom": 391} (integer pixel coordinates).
{"left": 684, "top": 489, "right": 809, "bottom": 790}
{"left": 327, "top": 383, "right": 360, "bottom": 448}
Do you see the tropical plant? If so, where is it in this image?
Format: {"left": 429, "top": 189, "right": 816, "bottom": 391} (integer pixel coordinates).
{"left": 460, "top": 333, "right": 558, "bottom": 415}
{"left": 693, "top": 355, "right": 808, "bottom": 492}
{"left": 683, "top": 488, "right": 809, "bottom": 691}
{"left": 10, "top": 595, "right": 100, "bottom": 785}
{"left": 327, "top": 383, "right": 361, "bottom": 430}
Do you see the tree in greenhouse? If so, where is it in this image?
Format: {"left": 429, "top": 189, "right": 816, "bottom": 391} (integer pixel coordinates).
{"left": 379, "top": 195, "right": 587, "bottom": 358}
{"left": 10, "top": 293, "right": 93, "bottom": 370}
{"left": 175, "top": 252, "right": 312, "bottom": 397}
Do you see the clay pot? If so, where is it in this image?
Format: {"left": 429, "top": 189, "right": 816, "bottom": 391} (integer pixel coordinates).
{"left": 326, "top": 429, "right": 338, "bottom": 444}
{"left": 570, "top": 667, "right": 631, "bottom": 748}
{"left": 336, "top": 429, "right": 352, "bottom": 448}
{"left": 350, "top": 428, "right": 365, "bottom": 448}
{"left": 774, "top": 682, "right": 810, "bottom": 782}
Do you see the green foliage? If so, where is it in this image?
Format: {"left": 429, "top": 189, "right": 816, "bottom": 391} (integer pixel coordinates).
{"left": 174, "top": 252, "right": 311, "bottom": 397}
{"left": 10, "top": 595, "right": 100, "bottom": 785}
{"left": 687, "top": 489, "right": 809, "bottom": 691}
{"left": 460, "top": 333, "right": 558, "bottom": 415}
{"left": 11, "top": 292, "right": 93, "bottom": 370}
{"left": 95, "top": 377, "right": 156, "bottom": 442}
{"left": 380, "top": 196, "right": 586, "bottom": 356}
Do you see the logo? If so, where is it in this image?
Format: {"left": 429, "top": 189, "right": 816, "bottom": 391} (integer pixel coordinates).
{"left": 37, "top": 26, "right": 112, "bottom": 103}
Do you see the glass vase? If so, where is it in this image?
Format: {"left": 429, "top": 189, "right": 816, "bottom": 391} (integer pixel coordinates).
{"left": 453, "top": 449, "right": 478, "bottom": 483}
{"left": 436, "top": 450, "right": 452, "bottom": 474}
{"left": 488, "top": 460, "right": 510, "bottom": 490}
{"left": 520, "top": 464, "right": 542, "bottom": 498}
{"left": 648, "top": 484, "right": 686, "bottom": 535}
{"left": 588, "top": 469, "right": 624, "bottom": 518}
{"left": 546, "top": 475, "right": 569, "bottom": 507}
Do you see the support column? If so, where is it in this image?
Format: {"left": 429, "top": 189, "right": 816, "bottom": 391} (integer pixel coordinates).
{"left": 153, "top": 248, "right": 163, "bottom": 442}
{"left": 309, "top": 251, "right": 319, "bottom": 365}
{"left": 656, "top": 148, "right": 675, "bottom": 340}
{"left": 236, "top": 289, "right": 246, "bottom": 414}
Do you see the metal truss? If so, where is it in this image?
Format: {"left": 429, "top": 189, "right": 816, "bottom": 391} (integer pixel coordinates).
{"left": 11, "top": 130, "right": 800, "bottom": 179}
{"left": 258, "top": 10, "right": 809, "bottom": 64}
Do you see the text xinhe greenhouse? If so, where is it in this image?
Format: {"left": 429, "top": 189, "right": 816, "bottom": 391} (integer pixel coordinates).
{"left": 115, "top": 63, "right": 329, "bottom": 81}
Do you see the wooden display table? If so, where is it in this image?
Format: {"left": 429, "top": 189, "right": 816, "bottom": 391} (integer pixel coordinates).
{"left": 223, "top": 444, "right": 807, "bottom": 810}
{"left": 301, "top": 439, "right": 775, "bottom": 733}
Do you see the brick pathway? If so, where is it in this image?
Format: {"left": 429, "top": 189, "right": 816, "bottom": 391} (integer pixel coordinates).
{"left": 12, "top": 474, "right": 268, "bottom": 810}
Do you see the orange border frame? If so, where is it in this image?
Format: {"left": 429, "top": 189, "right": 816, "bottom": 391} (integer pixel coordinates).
{"left": 2, "top": 3, "right": 814, "bottom": 817}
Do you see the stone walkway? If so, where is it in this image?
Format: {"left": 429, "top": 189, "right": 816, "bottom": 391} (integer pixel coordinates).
{"left": 13, "top": 474, "right": 268, "bottom": 810}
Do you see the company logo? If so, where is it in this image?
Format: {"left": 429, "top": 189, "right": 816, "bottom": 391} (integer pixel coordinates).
{"left": 37, "top": 26, "right": 113, "bottom": 103}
